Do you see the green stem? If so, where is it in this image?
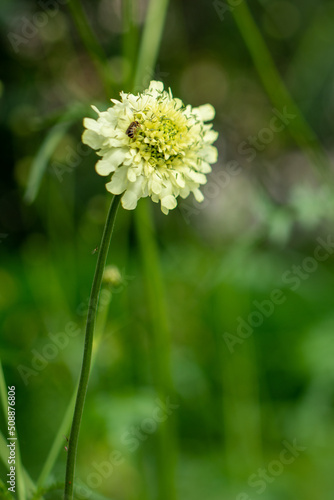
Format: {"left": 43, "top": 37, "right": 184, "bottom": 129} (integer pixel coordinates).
{"left": 134, "top": 202, "right": 172, "bottom": 395}
{"left": 64, "top": 195, "right": 121, "bottom": 500}
{"left": 122, "top": 0, "right": 139, "bottom": 88}
{"left": 133, "top": 0, "right": 170, "bottom": 89}
{"left": 67, "top": 0, "right": 114, "bottom": 97}
{"left": 229, "top": 0, "right": 328, "bottom": 174}
{"left": 134, "top": 201, "right": 176, "bottom": 500}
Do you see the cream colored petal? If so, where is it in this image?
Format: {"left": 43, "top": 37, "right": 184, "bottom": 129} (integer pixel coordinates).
{"left": 204, "top": 130, "right": 219, "bottom": 143}
{"left": 193, "top": 104, "right": 215, "bottom": 122}
{"left": 161, "top": 195, "right": 177, "bottom": 210}
{"left": 151, "top": 193, "right": 159, "bottom": 203}
{"left": 91, "top": 105, "right": 100, "bottom": 115}
{"left": 149, "top": 80, "right": 164, "bottom": 93}
{"left": 172, "top": 171, "right": 185, "bottom": 188}
{"left": 198, "top": 161, "right": 212, "bottom": 174}
{"left": 187, "top": 171, "right": 207, "bottom": 184}
{"left": 121, "top": 190, "right": 139, "bottom": 210}
{"left": 193, "top": 189, "right": 204, "bottom": 203}
{"left": 95, "top": 158, "right": 116, "bottom": 176}
{"left": 121, "top": 176, "right": 145, "bottom": 210}
{"left": 173, "top": 98, "right": 183, "bottom": 110}
{"left": 105, "top": 166, "right": 128, "bottom": 194}
{"left": 96, "top": 148, "right": 127, "bottom": 176}
{"left": 150, "top": 181, "right": 161, "bottom": 194}
{"left": 127, "top": 167, "right": 137, "bottom": 182}
{"left": 179, "top": 187, "right": 191, "bottom": 199}
{"left": 82, "top": 129, "right": 104, "bottom": 150}
{"left": 199, "top": 146, "right": 218, "bottom": 163}
{"left": 149, "top": 171, "right": 164, "bottom": 194}
{"left": 83, "top": 117, "right": 100, "bottom": 132}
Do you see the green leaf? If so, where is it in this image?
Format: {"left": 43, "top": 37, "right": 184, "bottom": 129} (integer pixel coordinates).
{"left": 24, "top": 103, "right": 89, "bottom": 204}
{"left": 24, "top": 121, "right": 72, "bottom": 204}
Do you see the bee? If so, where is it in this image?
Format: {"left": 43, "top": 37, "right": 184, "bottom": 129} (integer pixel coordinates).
{"left": 126, "top": 121, "right": 140, "bottom": 138}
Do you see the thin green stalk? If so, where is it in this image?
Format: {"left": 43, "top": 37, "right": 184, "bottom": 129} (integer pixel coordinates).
{"left": 213, "top": 285, "right": 263, "bottom": 478}
{"left": 64, "top": 195, "right": 121, "bottom": 500}
{"left": 134, "top": 201, "right": 176, "bottom": 500}
{"left": 228, "top": 0, "right": 329, "bottom": 174}
{"left": 67, "top": 0, "right": 114, "bottom": 97}
{"left": 134, "top": 202, "right": 172, "bottom": 394}
{"left": 122, "top": 0, "right": 139, "bottom": 87}
{"left": 133, "top": 0, "right": 170, "bottom": 89}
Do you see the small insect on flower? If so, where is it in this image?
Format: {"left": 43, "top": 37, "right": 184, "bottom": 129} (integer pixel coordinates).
{"left": 64, "top": 435, "right": 69, "bottom": 452}
{"left": 82, "top": 81, "right": 219, "bottom": 214}
{"left": 126, "top": 121, "right": 140, "bottom": 139}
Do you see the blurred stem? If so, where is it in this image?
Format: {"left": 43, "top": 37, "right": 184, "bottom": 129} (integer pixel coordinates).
{"left": 132, "top": 1, "right": 176, "bottom": 499}
{"left": 122, "top": 0, "right": 139, "bottom": 87}
{"left": 64, "top": 195, "right": 121, "bottom": 500}
{"left": 213, "top": 285, "right": 263, "bottom": 478}
{"left": 133, "top": 0, "right": 169, "bottom": 88}
{"left": 134, "top": 203, "right": 172, "bottom": 395}
{"left": 67, "top": 0, "right": 113, "bottom": 97}
{"left": 134, "top": 201, "right": 176, "bottom": 500}
{"left": 228, "top": 0, "right": 328, "bottom": 174}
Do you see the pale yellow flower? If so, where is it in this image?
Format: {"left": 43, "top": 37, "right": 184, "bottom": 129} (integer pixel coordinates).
{"left": 82, "top": 81, "right": 218, "bottom": 214}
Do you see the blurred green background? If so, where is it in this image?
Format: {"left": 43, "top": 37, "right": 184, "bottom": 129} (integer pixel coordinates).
{"left": 1, "top": 0, "right": 334, "bottom": 499}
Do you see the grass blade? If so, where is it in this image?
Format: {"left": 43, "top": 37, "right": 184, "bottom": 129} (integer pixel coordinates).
{"left": 228, "top": 0, "right": 329, "bottom": 174}
{"left": 66, "top": 0, "right": 114, "bottom": 96}
{"left": 0, "top": 430, "right": 37, "bottom": 500}
{"left": 36, "top": 393, "right": 76, "bottom": 489}
{"left": 133, "top": 0, "right": 169, "bottom": 88}
{"left": 24, "top": 121, "right": 72, "bottom": 204}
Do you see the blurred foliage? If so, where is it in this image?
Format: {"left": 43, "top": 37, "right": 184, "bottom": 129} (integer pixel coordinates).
{"left": 1, "top": 0, "right": 334, "bottom": 499}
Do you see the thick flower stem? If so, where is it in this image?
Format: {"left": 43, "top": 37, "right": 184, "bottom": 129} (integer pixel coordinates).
{"left": 64, "top": 194, "right": 121, "bottom": 500}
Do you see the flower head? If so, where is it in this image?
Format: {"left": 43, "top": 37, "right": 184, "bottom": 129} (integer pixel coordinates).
{"left": 82, "top": 81, "right": 218, "bottom": 214}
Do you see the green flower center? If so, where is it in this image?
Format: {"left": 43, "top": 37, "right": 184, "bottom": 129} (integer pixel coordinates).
{"left": 129, "top": 109, "right": 191, "bottom": 167}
